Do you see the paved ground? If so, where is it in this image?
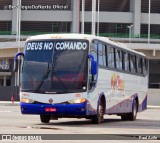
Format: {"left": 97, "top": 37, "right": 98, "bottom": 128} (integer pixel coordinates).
{"left": 0, "top": 105, "right": 159, "bottom": 143}
{"left": 148, "top": 93, "right": 160, "bottom": 106}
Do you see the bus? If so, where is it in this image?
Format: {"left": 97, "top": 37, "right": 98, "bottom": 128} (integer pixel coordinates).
{"left": 14, "top": 34, "right": 148, "bottom": 124}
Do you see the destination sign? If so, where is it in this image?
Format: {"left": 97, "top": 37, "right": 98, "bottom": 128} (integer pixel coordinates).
{"left": 26, "top": 41, "right": 87, "bottom": 51}
{"left": 26, "top": 42, "right": 54, "bottom": 50}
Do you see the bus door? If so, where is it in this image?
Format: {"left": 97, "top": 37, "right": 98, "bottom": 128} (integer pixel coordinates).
{"left": 109, "top": 48, "right": 125, "bottom": 113}
{"left": 97, "top": 43, "right": 110, "bottom": 110}
{"left": 88, "top": 42, "right": 98, "bottom": 90}
{"left": 87, "top": 41, "right": 99, "bottom": 110}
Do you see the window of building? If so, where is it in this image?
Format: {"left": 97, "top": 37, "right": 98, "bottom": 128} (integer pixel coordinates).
{"left": 107, "top": 46, "right": 115, "bottom": 68}
{"left": 0, "top": 78, "right": 3, "bottom": 86}
{"left": 6, "top": 76, "right": 11, "bottom": 86}
{"left": 115, "top": 49, "right": 123, "bottom": 70}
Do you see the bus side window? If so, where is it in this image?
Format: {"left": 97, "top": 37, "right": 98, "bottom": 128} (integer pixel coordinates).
{"left": 91, "top": 42, "right": 98, "bottom": 62}
{"left": 105, "top": 45, "right": 108, "bottom": 67}
{"left": 107, "top": 46, "right": 115, "bottom": 69}
{"left": 98, "top": 43, "right": 106, "bottom": 66}
{"left": 142, "top": 58, "right": 147, "bottom": 76}
{"left": 137, "top": 56, "right": 143, "bottom": 75}
{"left": 115, "top": 49, "right": 122, "bottom": 70}
{"left": 89, "top": 42, "right": 98, "bottom": 90}
{"left": 124, "top": 52, "right": 130, "bottom": 72}
{"left": 130, "top": 54, "right": 136, "bottom": 73}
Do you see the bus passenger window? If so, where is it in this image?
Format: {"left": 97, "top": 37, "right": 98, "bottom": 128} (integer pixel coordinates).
{"left": 142, "top": 58, "right": 147, "bottom": 76}
{"left": 137, "top": 57, "right": 143, "bottom": 74}
{"left": 107, "top": 46, "right": 115, "bottom": 69}
{"left": 115, "top": 49, "right": 122, "bottom": 70}
{"left": 91, "top": 42, "right": 98, "bottom": 62}
{"left": 124, "top": 52, "right": 130, "bottom": 72}
{"left": 89, "top": 42, "right": 98, "bottom": 90}
{"left": 98, "top": 43, "right": 106, "bottom": 66}
{"left": 103, "top": 45, "right": 107, "bottom": 66}
{"left": 130, "top": 54, "right": 136, "bottom": 73}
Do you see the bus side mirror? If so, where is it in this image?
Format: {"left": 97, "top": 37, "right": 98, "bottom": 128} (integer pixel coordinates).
{"left": 14, "top": 52, "right": 24, "bottom": 72}
{"left": 88, "top": 54, "right": 97, "bottom": 76}
{"left": 91, "top": 60, "right": 97, "bottom": 75}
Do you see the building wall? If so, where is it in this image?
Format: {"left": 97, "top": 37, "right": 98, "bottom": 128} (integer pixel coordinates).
{"left": 0, "top": 0, "right": 160, "bottom": 35}
{"left": 0, "top": 48, "right": 18, "bottom": 58}
{"left": 148, "top": 89, "right": 160, "bottom": 106}
{"left": 0, "top": 0, "right": 160, "bottom": 101}
{"left": 0, "top": 86, "right": 19, "bottom": 101}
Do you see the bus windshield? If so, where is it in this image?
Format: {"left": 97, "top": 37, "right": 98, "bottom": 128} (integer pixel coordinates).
{"left": 21, "top": 40, "right": 88, "bottom": 94}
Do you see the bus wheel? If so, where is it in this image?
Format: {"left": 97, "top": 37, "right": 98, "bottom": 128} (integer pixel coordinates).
{"left": 121, "top": 115, "right": 128, "bottom": 121}
{"left": 121, "top": 100, "right": 138, "bottom": 121}
{"left": 91, "top": 100, "right": 104, "bottom": 124}
{"left": 128, "top": 99, "right": 138, "bottom": 121}
{"left": 40, "top": 115, "right": 51, "bottom": 123}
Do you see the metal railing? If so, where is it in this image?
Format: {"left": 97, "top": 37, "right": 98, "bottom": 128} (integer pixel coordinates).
{"left": 0, "top": 31, "right": 160, "bottom": 39}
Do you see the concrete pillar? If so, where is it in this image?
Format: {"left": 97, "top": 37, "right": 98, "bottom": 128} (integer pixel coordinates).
{"left": 3, "top": 76, "right": 6, "bottom": 86}
{"left": 133, "top": 0, "right": 141, "bottom": 37}
{"left": 11, "top": 0, "right": 18, "bottom": 35}
{"left": 71, "top": 0, "right": 80, "bottom": 33}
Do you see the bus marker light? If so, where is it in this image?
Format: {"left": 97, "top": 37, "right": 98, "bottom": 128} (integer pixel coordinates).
{"left": 68, "top": 98, "right": 86, "bottom": 104}
{"left": 49, "top": 98, "right": 53, "bottom": 103}
{"left": 76, "top": 94, "right": 81, "bottom": 97}
{"left": 81, "top": 108, "right": 85, "bottom": 111}
{"left": 23, "top": 93, "right": 29, "bottom": 97}
{"left": 20, "top": 98, "right": 34, "bottom": 103}
{"left": 45, "top": 108, "right": 56, "bottom": 112}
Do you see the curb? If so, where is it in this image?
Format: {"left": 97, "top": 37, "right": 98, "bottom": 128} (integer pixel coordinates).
{"left": 147, "top": 105, "right": 160, "bottom": 109}
{"left": 0, "top": 101, "right": 20, "bottom": 106}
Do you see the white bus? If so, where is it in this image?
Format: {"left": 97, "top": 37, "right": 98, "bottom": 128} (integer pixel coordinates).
{"left": 14, "top": 34, "right": 148, "bottom": 124}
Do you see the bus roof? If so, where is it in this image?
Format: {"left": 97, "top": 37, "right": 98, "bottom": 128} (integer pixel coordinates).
{"left": 26, "top": 33, "right": 145, "bottom": 57}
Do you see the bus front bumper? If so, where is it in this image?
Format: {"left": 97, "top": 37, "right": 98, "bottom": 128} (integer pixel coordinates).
{"left": 20, "top": 102, "right": 87, "bottom": 116}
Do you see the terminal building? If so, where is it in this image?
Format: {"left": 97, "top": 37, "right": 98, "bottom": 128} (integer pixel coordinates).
{"left": 0, "top": 0, "right": 160, "bottom": 101}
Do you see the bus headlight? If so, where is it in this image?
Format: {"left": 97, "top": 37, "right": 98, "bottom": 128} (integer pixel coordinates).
{"left": 20, "top": 98, "right": 34, "bottom": 103}
{"left": 68, "top": 98, "right": 86, "bottom": 104}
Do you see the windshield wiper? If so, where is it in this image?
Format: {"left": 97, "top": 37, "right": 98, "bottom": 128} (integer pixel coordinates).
{"left": 34, "top": 63, "right": 50, "bottom": 92}
{"left": 52, "top": 68, "right": 69, "bottom": 93}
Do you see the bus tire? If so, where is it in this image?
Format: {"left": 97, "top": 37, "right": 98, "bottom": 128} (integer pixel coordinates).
{"left": 121, "top": 99, "right": 138, "bottom": 121}
{"left": 91, "top": 99, "right": 104, "bottom": 124}
{"left": 121, "top": 115, "right": 128, "bottom": 121}
{"left": 128, "top": 99, "right": 138, "bottom": 121}
{"left": 40, "top": 115, "right": 51, "bottom": 123}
